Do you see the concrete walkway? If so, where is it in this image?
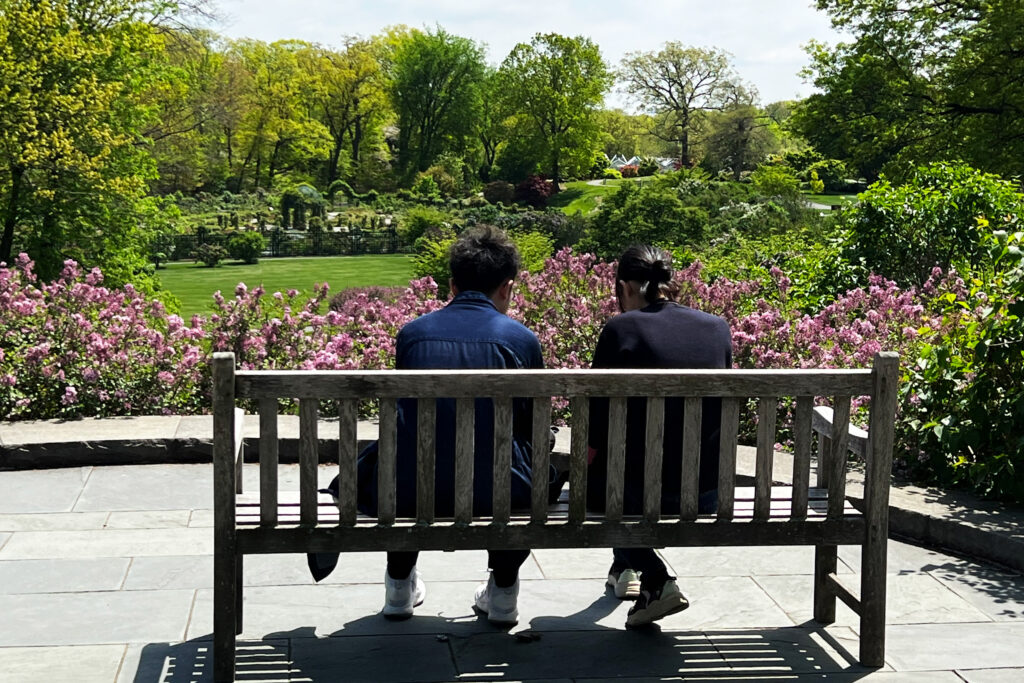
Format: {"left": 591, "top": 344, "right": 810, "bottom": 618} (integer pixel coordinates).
{"left": 1, "top": 417, "right": 1024, "bottom": 681}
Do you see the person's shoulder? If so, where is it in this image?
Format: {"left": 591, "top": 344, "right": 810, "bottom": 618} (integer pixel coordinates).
{"left": 672, "top": 304, "right": 729, "bottom": 328}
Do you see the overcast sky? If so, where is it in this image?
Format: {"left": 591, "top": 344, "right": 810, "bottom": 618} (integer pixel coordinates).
{"left": 210, "top": 0, "right": 845, "bottom": 108}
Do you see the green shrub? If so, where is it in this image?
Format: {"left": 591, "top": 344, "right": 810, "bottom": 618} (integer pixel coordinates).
{"left": 412, "top": 226, "right": 458, "bottom": 298}
{"left": 899, "top": 230, "right": 1024, "bottom": 502}
{"left": 805, "top": 159, "right": 848, "bottom": 192}
{"left": 227, "top": 232, "right": 266, "bottom": 264}
{"left": 483, "top": 181, "right": 515, "bottom": 205}
{"left": 840, "top": 161, "right": 1024, "bottom": 286}
{"left": 400, "top": 205, "right": 453, "bottom": 245}
{"left": 328, "top": 179, "right": 356, "bottom": 201}
{"left": 601, "top": 168, "right": 622, "bottom": 180}
{"left": 412, "top": 174, "right": 441, "bottom": 200}
{"left": 751, "top": 164, "right": 800, "bottom": 199}
{"left": 637, "top": 157, "right": 660, "bottom": 177}
{"left": 510, "top": 230, "right": 554, "bottom": 273}
{"left": 193, "top": 243, "right": 229, "bottom": 267}
{"left": 809, "top": 169, "right": 825, "bottom": 195}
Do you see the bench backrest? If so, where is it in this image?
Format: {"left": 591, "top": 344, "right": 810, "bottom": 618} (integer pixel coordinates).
{"left": 213, "top": 352, "right": 899, "bottom": 533}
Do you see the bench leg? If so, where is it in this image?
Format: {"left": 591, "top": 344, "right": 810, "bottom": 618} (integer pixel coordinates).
{"left": 813, "top": 544, "right": 837, "bottom": 623}
{"left": 859, "top": 530, "right": 887, "bottom": 666}
{"left": 235, "top": 555, "right": 244, "bottom": 634}
{"left": 214, "top": 546, "right": 237, "bottom": 682}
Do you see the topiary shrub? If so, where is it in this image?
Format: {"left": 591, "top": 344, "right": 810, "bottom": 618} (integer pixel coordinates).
{"left": 514, "top": 175, "right": 554, "bottom": 208}
{"left": 193, "top": 243, "right": 229, "bottom": 267}
{"left": 227, "top": 232, "right": 266, "bottom": 264}
{"left": 601, "top": 167, "right": 622, "bottom": 180}
{"left": 483, "top": 181, "right": 515, "bottom": 205}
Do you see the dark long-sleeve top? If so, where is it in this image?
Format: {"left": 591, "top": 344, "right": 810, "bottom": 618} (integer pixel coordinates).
{"left": 357, "top": 290, "right": 544, "bottom": 517}
{"left": 587, "top": 300, "right": 733, "bottom": 515}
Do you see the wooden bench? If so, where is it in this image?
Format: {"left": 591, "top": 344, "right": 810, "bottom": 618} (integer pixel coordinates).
{"left": 211, "top": 351, "right": 899, "bottom": 681}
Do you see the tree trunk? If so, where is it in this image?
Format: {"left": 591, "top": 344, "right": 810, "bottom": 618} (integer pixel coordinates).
{"left": 1, "top": 164, "right": 25, "bottom": 265}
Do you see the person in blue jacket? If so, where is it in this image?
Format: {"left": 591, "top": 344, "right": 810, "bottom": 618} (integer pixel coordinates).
{"left": 312, "top": 225, "right": 544, "bottom": 626}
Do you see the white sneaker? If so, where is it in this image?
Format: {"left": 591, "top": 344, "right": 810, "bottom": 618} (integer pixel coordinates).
{"left": 606, "top": 567, "right": 641, "bottom": 600}
{"left": 473, "top": 574, "right": 519, "bottom": 625}
{"left": 382, "top": 567, "right": 425, "bottom": 619}
{"left": 625, "top": 579, "right": 689, "bottom": 627}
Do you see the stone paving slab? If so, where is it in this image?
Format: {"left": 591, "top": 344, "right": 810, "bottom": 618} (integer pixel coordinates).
{"left": 0, "top": 527, "right": 212, "bottom": 560}
{"left": 74, "top": 465, "right": 212, "bottom": 512}
{"left": 884, "top": 622, "right": 1024, "bottom": 670}
{"left": 754, "top": 572, "right": 994, "bottom": 630}
{"left": 658, "top": 544, "right": 856, "bottom": 577}
{"left": 0, "top": 467, "right": 92, "bottom": 513}
{"left": 0, "top": 589, "right": 195, "bottom": 646}
{"left": 0, "top": 511, "right": 109, "bottom": 531}
{"left": 0, "top": 645, "right": 127, "bottom": 683}
{"left": 958, "top": 668, "right": 1024, "bottom": 683}
{"left": 0, "top": 557, "right": 130, "bottom": 594}
{"left": 926, "top": 562, "right": 1024, "bottom": 621}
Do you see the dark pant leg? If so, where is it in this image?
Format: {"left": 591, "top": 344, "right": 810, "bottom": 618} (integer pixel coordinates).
{"left": 386, "top": 551, "right": 419, "bottom": 580}
{"left": 612, "top": 547, "right": 672, "bottom": 590}
{"left": 488, "top": 549, "right": 530, "bottom": 588}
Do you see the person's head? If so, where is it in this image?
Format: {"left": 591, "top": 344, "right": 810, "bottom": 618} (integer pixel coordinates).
{"left": 448, "top": 225, "right": 521, "bottom": 312}
{"left": 615, "top": 244, "right": 680, "bottom": 312}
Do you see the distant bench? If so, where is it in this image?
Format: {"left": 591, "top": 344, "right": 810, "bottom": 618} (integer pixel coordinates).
{"left": 211, "top": 352, "right": 899, "bottom": 682}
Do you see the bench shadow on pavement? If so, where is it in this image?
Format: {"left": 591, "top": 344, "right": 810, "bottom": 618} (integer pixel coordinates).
{"left": 129, "top": 595, "right": 875, "bottom": 682}
{"left": 126, "top": 630, "right": 872, "bottom": 682}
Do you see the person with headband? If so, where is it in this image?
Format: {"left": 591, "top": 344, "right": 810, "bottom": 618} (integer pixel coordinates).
{"left": 587, "top": 244, "right": 733, "bottom": 627}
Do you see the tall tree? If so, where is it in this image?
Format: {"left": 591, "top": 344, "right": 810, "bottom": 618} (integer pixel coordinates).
{"left": 306, "top": 37, "right": 390, "bottom": 186}
{"left": 499, "top": 33, "right": 611, "bottom": 187}
{"left": 795, "top": 0, "right": 1024, "bottom": 180}
{"left": 701, "top": 103, "right": 782, "bottom": 180}
{"left": 0, "top": 0, "right": 176, "bottom": 283}
{"left": 389, "top": 27, "right": 485, "bottom": 177}
{"left": 618, "top": 43, "right": 745, "bottom": 166}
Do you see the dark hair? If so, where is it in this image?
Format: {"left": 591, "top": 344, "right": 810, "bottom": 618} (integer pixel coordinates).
{"left": 616, "top": 244, "right": 680, "bottom": 304}
{"left": 449, "top": 225, "right": 521, "bottom": 295}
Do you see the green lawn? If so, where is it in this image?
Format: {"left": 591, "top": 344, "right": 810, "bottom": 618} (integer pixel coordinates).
{"left": 549, "top": 178, "right": 650, "bottom": 215}
{"left": 158, "top": 254, "right": 415, "bottom": 318}
{"left": 803, "top": 192, "right": 859, "bottom": 207}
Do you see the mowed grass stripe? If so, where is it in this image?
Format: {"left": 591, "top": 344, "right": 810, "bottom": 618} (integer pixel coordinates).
{"left": 158, "top": 255, "right": 416, "bottom": 318}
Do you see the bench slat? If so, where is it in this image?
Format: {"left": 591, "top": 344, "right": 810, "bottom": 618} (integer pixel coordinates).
{"left": 828, "top": 396, "right": 852, "bottom": 520}
{"left": 530, "top": 398, "right": 552, "bottom": 523}
{"left": 569, "top": 397, "right": 589, "bottom": 524}
{"left": 717, "top": 397, "right": 740, "bottom": 520}
{"left": 299, "top": 399, "right": 318, "bottom": 525}
{"left": 235, "top": 485, "right": 860, "bottom": 528}
{"left": 605, "top": 397, "right": 627, "bottom": 522}
{"left": 492, "top": 397, "right": 512, "bottom": 525}
{"left": 377, "top": 400, "right": 397, "bottom": 525}
{"left": 643, "top": 398, "right": 665, "bottom": 523}
{"left": 791, "top": 396, "right": 813, "bottom": 519}
{"left": 416, "top": 399, "right": 436, "bottom": 525}
{"left": 337, "top": 399, "right": 358, "bottom": 526}
{"left": 680, "top": 397, "right": 702, "bottom": 520}
{"left": 754, "top": 397, "right": 777, "bottom": 521}
{"left": 236, "top": 368, "right": 875, "bottom": 400}
{"left": 259, "top": 399, "right": 278, "bottom": 526}
{"left": 454, "top": 398, "right": 475, "bottom": 525}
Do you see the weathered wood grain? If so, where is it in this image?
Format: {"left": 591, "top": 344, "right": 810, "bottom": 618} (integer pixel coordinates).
{"left": 258, "top": 399, "right": 278, "bottom": 526}
{"left": 454, "top": 398, "right": 475, "bottom": 525}
{"left": 337, "top": 399, "right": 358, "bottom": 526}
{"left": 643, "top": 398, "right": 665, "bottom": 523}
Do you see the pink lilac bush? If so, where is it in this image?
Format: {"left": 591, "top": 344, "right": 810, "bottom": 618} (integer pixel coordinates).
{"left": 0, "top": 248, "right": 964, "bottom": 428}
{"left": 0, "top": 255, "right": 206, "bottom": 419}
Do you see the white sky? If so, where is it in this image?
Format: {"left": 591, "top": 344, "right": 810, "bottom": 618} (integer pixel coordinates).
{"left": 210, "top": 0, "right": 845, "bottom": 107}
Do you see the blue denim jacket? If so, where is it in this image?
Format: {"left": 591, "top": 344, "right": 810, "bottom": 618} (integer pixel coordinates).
{"left": 356, "top": 291, "right": 544, "bottom": 517}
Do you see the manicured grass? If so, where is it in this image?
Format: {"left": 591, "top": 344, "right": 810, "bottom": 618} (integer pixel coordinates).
{"left": 803, "top": 192, "right": 859, "bottom": 207}
{"left": 158, "top": 254, "right": 415, "bottom": 318}
{"left": 549, "top": 178, "right": 651, "bottom": 215}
